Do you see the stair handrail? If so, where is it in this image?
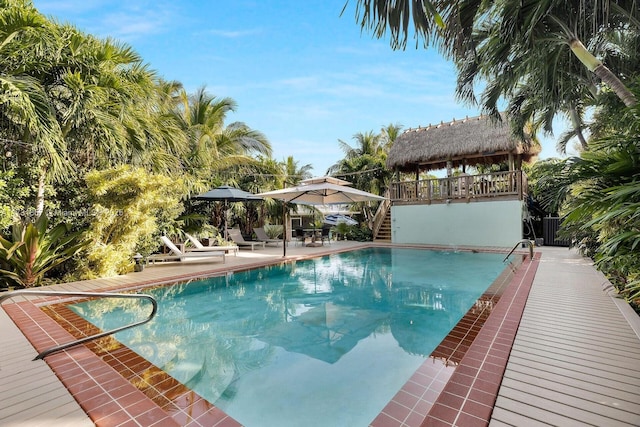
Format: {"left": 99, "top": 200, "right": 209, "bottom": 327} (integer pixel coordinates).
{"left": 503, "top": 239, "right": 534, "bottom": 263}
{"left": 0, "top": 290, "right": 157, "bottom": 360}
{"left": 372, "top": 189, "right": 391, "bottom": 239}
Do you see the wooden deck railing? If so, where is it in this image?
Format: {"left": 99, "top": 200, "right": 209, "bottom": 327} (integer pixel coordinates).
{"left": 372, "top": 188, "right": 391, "bottom": 237}
{"left": 389, "top": 171, "right": 527, "bottom": 204}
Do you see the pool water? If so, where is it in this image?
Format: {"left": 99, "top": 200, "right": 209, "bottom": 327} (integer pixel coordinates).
{"left": 70, "top": 247, "right": 506, "bottom": 426}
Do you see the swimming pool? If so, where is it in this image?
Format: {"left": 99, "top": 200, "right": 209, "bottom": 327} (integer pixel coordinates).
{"left": 69, "top": 247, "right": 507, "bottom": 426}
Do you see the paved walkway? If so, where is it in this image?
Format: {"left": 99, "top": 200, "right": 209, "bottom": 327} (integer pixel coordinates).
{"left": 1, "top": 244, "right": 639, "bottom": 426}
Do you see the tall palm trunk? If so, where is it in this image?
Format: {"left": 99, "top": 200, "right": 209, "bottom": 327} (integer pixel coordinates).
{"left": 569, "top": 38, "right": 637, "bottom": 107}
{"left": 569, "top": 104, "right": 588, "bottom": 151}
{"left": 36, "top": 168, "right": 46, "bottom": 216}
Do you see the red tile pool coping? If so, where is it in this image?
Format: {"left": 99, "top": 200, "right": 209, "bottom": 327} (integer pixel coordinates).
{"left": 2, "top": 249, "right": 539, "bottom": 427}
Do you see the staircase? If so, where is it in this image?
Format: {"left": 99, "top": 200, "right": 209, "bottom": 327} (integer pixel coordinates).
{"left": 372, "top": 190, "right": 392, "bottom": 242}
{"left": 374, "top": 211, "right": 391, "bottom": 241}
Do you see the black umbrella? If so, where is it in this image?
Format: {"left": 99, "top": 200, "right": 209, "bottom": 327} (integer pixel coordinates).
{"left": 193, "top": 186, "right": 262, "bottom": 238}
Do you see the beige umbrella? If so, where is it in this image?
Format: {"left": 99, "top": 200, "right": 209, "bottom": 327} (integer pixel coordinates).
{"left": 257, "top": 177, "right": 386, "bottom": 256}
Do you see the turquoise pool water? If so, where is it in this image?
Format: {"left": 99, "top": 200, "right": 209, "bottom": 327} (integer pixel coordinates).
{"left": 70, "top": 247, "right": 506, "bottom": 426}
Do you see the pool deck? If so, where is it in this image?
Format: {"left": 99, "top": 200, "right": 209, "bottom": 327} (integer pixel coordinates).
{"left": 1, "top": 243, "right": 639, "bottom": 426}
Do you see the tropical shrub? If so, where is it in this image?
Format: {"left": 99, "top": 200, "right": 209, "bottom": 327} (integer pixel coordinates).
{"left": 263, "top": 224, "right": 283, "bottom": 239}
{"left": 348, "top": 225, "right": 373, "bottom": 242}
{"left": 79, "top": 166, "right": 185, "bottom": 278}
{"left": 334, "top": 222, "right": 350, "bottom": 240}
{"left": 0, "top": 214, "right": 87, "bottom": 288}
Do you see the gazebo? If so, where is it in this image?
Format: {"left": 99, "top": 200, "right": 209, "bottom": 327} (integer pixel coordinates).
{"left": 385, "top": 114, "right": 540, "bottom": 204}
{"left": 379, "top": 114, "right": 540, "bottom": 248}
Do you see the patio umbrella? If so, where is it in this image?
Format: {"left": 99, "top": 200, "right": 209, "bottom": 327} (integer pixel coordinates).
{"left": 257, "top": 177, "right": 386, "bottom": 256}
{"left": 258, "top": 176, "right": 386, "bottom": 205}
{"left": 193, "top": 185, "right": 262, "bottom": 238}
{"left": 323, "top": 214, "right": 358, "bottom": 226}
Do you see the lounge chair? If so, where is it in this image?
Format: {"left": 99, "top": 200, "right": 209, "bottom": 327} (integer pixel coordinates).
{"left": 253, "top": 227, "right": 283, "bottom": 246}
{"left": 147, "top": 236, "right": 226, "bottom": 264}
{"left": 184, "top": 233, "right": 239, "bottom": 256}
{"left": 227, "top": 228, "right": 266, "bottom": 251}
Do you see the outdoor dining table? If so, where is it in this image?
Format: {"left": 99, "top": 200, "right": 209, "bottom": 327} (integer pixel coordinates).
{"left": 302, "top": 229, "right": 323, "bottom": 247}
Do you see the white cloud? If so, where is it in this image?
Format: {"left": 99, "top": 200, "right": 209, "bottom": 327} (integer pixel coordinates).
{"left": 206, "top": 28, "right": 263, "bottom": 38}
{"left": 34, "top": 1, "right": 181, "bottom": 41}
{"left": 101, "top": 6, "right": 180, "bottom": 40}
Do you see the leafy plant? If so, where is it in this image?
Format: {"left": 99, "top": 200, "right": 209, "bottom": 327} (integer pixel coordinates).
{"left": 349, "top": 225, "right": 373, "bottom": 242}
{"left": 263, "top": 224, "right": 283, "bottom": 239}
{"left": 81, "top": 166, "right": 186, "bottom": 278}
{"left": 0, "top": 214, "right": 87, "bottom": 288}
{"left": 334, "top": 222, "right": 350, "bottom": 240}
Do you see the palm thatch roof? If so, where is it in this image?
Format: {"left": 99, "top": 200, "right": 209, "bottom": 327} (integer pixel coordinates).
{"left": 387, "top": 114, "right": 540, "bottom": 172}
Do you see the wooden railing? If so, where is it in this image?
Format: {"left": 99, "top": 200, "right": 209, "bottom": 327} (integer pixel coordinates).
{"left": 372, "top": 188, "right": 391, "bottom": 237}
{"left": 389, "top": 171, "right": 527, "bottom": 204}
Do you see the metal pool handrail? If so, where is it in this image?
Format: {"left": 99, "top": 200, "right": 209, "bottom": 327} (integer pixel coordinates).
{"left": 503, "top": 239, "right": 534, "bottom": 263}
{"left": 0, "top": 290, "right": 157, "bottom": 361}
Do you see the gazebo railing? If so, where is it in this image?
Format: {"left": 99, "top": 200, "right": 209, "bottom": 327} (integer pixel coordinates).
{"left": 390, "top": 170, "right": 527, "bottom": 204}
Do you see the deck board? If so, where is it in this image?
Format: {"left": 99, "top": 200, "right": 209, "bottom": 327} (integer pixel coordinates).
{"left": 489, "top": 247, "right": 640, "bottom": 427}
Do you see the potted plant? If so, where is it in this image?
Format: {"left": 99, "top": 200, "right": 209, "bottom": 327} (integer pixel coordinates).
{"left": 335, "top": 222, "right": 350, "bottom": 241}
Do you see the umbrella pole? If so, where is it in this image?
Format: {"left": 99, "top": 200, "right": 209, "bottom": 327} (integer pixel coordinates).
{"left": 282, "top": 201, "right": 287, "bottom": 257}
{"left": 224, "top": 200, "right": 229, "bottom": 240}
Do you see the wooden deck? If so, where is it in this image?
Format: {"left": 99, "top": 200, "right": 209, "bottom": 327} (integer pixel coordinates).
{"left": 390, "top": 170, "right": 527, "bottom": 205}
{"left": 490, "top": 247, "right": 640, "bottom": 426}
{"left": 1, "top": 244, "right": 639, "bottom": 426}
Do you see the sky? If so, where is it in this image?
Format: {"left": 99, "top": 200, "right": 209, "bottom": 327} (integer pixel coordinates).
{"left": 33, "top": 0, "right": 569, "bottom": 177}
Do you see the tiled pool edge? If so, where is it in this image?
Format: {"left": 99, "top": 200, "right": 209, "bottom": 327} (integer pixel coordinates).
{"left": 421, "top": 252, "right": 540, "bottom": 426}
{"left": 370, "top": 255, "right": 529, "bottom": 427}
{"left": 2, "top": 300, "right": 181, "bottom": 427}
{"left": 2, "top": 245, "right": 536, "bottom": 427}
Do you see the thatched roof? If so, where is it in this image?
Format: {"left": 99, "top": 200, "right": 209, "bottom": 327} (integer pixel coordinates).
{"left": 387, "top": 114, "right": 540, "bottom": 172}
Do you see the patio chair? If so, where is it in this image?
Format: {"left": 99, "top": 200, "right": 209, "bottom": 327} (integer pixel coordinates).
{"left": 253, "top": 227, "right": 283, "bottom": 246}
{"left": 320, "top": 227, "right": 332, "bottom": 245}
{"left": 293, "top": 228, "right": 307, "bottom": 246}
{"left": 184, "top": 233, "right": 239, "bottom": 256}
{"left": 147, "top": 236, "right": 226, "bottom": 264}
{"left": 227, "top": 228, "right": 266, "bottom": 251}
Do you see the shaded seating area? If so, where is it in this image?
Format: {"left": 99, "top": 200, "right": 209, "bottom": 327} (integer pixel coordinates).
{"left": 292, "top": 227, "right": 332, "bottom": 247}
{"left": 147, "top": 236, "right": 226, "bottom": 264}
{"left": 227, "top": 228, "right": 266, "bottom": 251}
{"left": 253, "top": 227, "right": 283, "bottom": 246}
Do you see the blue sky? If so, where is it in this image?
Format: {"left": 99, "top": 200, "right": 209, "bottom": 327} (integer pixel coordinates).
{"left": 33, "top": 0, "right": 567, "bottom": 176}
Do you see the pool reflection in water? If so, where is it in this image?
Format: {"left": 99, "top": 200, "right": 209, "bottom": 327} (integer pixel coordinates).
{"left": 70, "top": 247, "right": 506, "bottom": 427}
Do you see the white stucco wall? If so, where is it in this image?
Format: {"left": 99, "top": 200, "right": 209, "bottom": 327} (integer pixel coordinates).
{"left": 391, "top": 200, "right": 523, "bottom": 248}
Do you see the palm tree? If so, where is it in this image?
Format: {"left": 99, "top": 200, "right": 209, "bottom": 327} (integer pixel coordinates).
{"left": 379, "top": 123, "right": 403, "bottom": 153}
{"left": 328, "top": 129, "right": 395, "bottom": 225}
{"left": 329, "top": 128, "right": 395, "bottom": 194}
{"left": 0, "top": 2, "right": 68, "bottom": 215}
{"left": 1, "top": 4, "right": 185, "bottom": 216}
{"left": 528, "top": 79, "right": 640, "bottom": 304}
{"left": 348, "top": 0, "right": 639, "bottom": 120}
{"left": 282, "top": 155, "right": 313, "bottom": 185}
{"left": 172, "top": 86, "right": 272, "bottom": 195}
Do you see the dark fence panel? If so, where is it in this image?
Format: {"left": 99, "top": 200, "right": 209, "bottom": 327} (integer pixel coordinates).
{"left": 543, "top": 217, "right": 570, "bottom": 246}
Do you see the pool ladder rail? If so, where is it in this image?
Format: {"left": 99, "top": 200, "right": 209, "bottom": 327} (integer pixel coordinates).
{"left": 0, "top": 290, "right": 157, "bottom": 361}
{"left": 503, "top": 239, "right": 535, "bottom": 263}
